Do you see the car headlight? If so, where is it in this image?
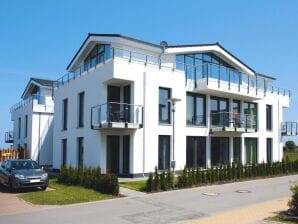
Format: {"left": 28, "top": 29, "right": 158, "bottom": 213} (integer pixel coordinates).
{"left": 14, "top": 174, "right": 25, "bottom": 180}
{"left": 41, "top": 173, "right": 48, "bottom": 179}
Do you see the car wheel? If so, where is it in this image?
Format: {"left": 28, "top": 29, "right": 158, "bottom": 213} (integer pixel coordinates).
{"left": 41, "top": 186, "right": 47, "bottom": 191}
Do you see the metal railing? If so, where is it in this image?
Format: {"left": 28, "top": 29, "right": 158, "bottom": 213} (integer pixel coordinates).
{"left": 53, "top": 47, "right": 291, "bottom": 98}
{"left": 91, "top": 102, "right": 143, "bottom": 129}
{"left": 4, "top": 131, "right": 13, "bottom": 143}
{"left": 210, "top": 112, "right": 257, "bottom": 130}
{"left": 10, "top": 94, "right": 47, "bottom": 112}
{"left": 281, "top": 122, "right": 298, "bottom": 136}
{"left": 186, "top": 115, "right": 206, "bottom": 126}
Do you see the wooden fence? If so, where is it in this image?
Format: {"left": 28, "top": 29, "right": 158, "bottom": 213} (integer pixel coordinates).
{"left": 0, "top": 147, "right": 26, "bottom": 163}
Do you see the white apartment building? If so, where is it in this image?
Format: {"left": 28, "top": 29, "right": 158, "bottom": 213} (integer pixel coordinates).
{"left": 47, "top": 34, "right": 296, "bottom": 177}
{"left": 7, "top": 78, "right": 54, "bottom": 166}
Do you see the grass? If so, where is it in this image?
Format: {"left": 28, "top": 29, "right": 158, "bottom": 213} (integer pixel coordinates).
{"left": 284, "top": 151, "right": 298, "bottom": 162}
{"left": 19, "top": 179, "right": 113, "bottom": 205}
{"left": 267, "top": 215, "right": 298, "bottom": 224}
{"left": 120, "top": 180, "right": 147, "bottom": 191}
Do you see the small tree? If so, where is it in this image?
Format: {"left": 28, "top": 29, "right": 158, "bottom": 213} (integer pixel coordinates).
{"left": 146, "top": 173, "right": 154, "bottom": 192}
{"left": 166, "top": 169, "right": 174, "bottom": 189}
{"left": 286, "top": 141, "right": 297, "bottom": 151}
{"left": 153, "top": 167, "right": 160, "bottom": 191}
{"left": 288, "top": 184, "right": 298, "bottom": 215}
{"left": 160, "top": 171, "right": 166, "bottom": 191}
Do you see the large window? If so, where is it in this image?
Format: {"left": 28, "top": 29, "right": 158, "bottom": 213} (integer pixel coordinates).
{"left": 211, "top": 137, "right": 229, "bottom": 166}
{"left": 267, "top": 138, "right": 272, "bottom": 163}
{"left": 243, "top": 102, "right": 257, "bottom": 129}
{"left": 233, "top": 137, "right": 241, "bottom": 164}
{"left": 84, "top": 44, "right": 111, "bottom": 71}
{"left": 18, "top": 117, "right": 21, "bottom": 139}
{"left": 24, "top": 115, "right": 28, "bottom": 138}
{"left": 266, "top": 105, "right": 272, "bottom": 131}
{"left": 62, "top": 98, "right": 68, "bottom": 130}
{"left": 210, "top": 96, "right": 229, "bottom": 127}
{"left": 62, "top": 139, "right": 67, "bottom": 166}
{"left": 245, "top": 138, "right": 258, "bottom": 164}
{"left": 78, "top": 92, "right": 85, "bottom": 127}
{"left": 158, "top": 135, "right": 170, "bottom": 170}
{"left": 232, "top": 100, "right": 241, "bottom": 128}
{"left": 77, "top": 137, "right": 84, "bottom": 168}
{"left": 186, "top": 136, "right": 206, "bottom": 168}
{"left": 186, "top": 93, "right": 206, "bottom": 126}
{"left": 159, "top": 88, "right": 171, "bottom": 124}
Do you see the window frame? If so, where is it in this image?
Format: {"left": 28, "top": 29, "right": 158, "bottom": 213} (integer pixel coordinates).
{"left": 158, "top": 135, "right": 171, "bottom": 170}
{"left": 78, "top": 92, "right": 85, "bottom": 128}
{"left": 158, "top": 87, "right": 171, "bottom": 124}
{"left": 62, "top": 98, "right": 68, "bottom": 131}
{"left": 77, "top": 137, "right": 84, "bottom": 168}
{"left": 186, "top": 92, "right": 206, "bottom": 126}
{"left": 266, "top": 104, "right": 272, "bottom": 131}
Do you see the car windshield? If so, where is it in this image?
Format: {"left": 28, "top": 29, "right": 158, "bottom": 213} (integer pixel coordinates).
{"left": 11, "top": 161, "right": 39, "bottom": 170}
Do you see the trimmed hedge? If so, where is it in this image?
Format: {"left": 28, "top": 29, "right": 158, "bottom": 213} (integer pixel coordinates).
{"left": 58, "top": 166, "right": 119, "bottom": 196}
{"left": 146, "top": 160, "right": 298, "bottom": 192}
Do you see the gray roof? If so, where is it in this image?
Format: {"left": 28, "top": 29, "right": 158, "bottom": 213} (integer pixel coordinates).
{"left": 31, "top": 78, "right": 54, "bottom": 87}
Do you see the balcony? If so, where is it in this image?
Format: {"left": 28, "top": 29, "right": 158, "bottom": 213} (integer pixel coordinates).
{"left": 281, "top": 122, "right": 298, "bottom": 136}
{"left": 91, "top": 102, "right": 143, "bottom": 129}
{"left": 210, "top": 112, "right": 257, "bottom": 133}
{"left": 10, "top": 94, "right": 53, "bottom": 113}
{"left": 5, "top": 131, "right": 13, "bottom": 143}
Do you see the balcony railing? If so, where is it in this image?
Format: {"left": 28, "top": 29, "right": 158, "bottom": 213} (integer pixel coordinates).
{"left": 10, "top": 94, "right": 47, "bottom": 112}
{"left": 5, "top": 131, "right": 13, "bottom": 143}
{"left": 210, "top": 112, "right": 257, "bottom": 131}
{"left": 281, "top": 122, "right": 298, "bottom": 136}
{"left": 91, "top": 102, "right": 143, "bottom": 129}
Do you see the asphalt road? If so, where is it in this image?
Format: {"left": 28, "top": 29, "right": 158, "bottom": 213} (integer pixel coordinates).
{"left": 0, "top": 175, "right": 297, "bottom": 224}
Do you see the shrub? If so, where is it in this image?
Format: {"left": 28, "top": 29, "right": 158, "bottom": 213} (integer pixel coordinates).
{"left": 288, "top": 184, "right": 298, "bottom": 215}
{"left": 160, "top": 171, "right": 167, "bottom": 191}
{"left": 286, "top": 141, "right": 297, "bottom": 151}
{"left": 153, "top": 167, "right": 160, "bottom": 191}
{"left": 146, "top": 173, "right": 154, "bottom": 192}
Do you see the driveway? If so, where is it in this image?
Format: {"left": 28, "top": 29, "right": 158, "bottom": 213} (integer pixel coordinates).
{"left": 0, "top": 175, "right": 297, "bottom": 224}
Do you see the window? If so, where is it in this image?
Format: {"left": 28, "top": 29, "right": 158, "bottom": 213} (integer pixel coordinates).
{"left": 211, "top": 137, "right": 229, "bottom": 166}
{"left": 267, "top": 138, "right": 272, "bottom": 163}
{"left": 159, "top": 88, "right": 171, "bottom": 124}
{"left": 158, "top": 135, "right": 170, "bottom": 170}
{"left": 266, "top": 105, "right": 272, "bottom": 131}
{"left": 186, "top": 136, "right": 206, "bottom": 168}
{"left": 232, "top": 100, "right": 241, "bottom": 128}
{"left": 77, "top": 137, "right": 84, "bottom": 168}
{"left": 62, "top": 98, "right": 68, "bottom": 130}
{"left": 62, "top": 139, "right": 67, "bottom": 166}
{"left": 84, "top": 44, "right": 111, "bottom": 71}
{"left": 233, "top": 137, "right": 241, "bottom": 164}
{"left": 78, "top": 92, "right": 85, "bottom": 127}
{"left": 18, "top": 117, "right": 21, "bottom": 139}
{"left": 245, "top": 138, "right": 258, "bottom": 164}
{"left": 210, "top": 96, "right": 229, "bottom": 127}
{"left": 24, "top": 115, "right": 28, "bottom": 138}
{"left": 23, "top": 143, "right": 27, "bottom": 160}
{"left": 186, "top": 93, "right": 206, "bottom": 126}
{"left": 243, "top": 102, "right": 257, "bottom": 129}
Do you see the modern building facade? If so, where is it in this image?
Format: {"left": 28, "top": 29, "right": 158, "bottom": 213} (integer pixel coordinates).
{"left": 7, "top": 78, "right": 54, "bottom": 166}
{"left": 47, "top": 34, "right": 295, "bottom": 176}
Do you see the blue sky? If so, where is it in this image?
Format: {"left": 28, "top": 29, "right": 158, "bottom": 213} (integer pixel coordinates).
{"left": 0, "top": 0, "right": 297, "bottom": 147}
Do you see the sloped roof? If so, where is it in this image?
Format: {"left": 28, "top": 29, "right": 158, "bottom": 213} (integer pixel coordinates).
{"left": 21, "top": 77, "right": 54, "bottom": 99}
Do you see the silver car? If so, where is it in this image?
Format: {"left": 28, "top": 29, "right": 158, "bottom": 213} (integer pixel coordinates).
{"left": 0, "top": 159, "right": 48, "bottom": 192}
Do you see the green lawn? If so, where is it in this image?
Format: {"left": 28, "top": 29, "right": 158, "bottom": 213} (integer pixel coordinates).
{"left": 120, "top": 180, "right": 147, "bottom": 191}
{"left": 284, "top": 151, "right": 298, "bottom": 162}
{"left": 267, "top": 215, "right": 298, "bottom": 224}
{"left": 19, "top": 179, "right": 113, "bottom": 205}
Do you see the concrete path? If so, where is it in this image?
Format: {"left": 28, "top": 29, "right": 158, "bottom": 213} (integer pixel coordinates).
{"left": 0, "top": 175, "right": 297, "bottom": 224}
{"left": 120, "top": 187, "right": 146, "bottom": 197}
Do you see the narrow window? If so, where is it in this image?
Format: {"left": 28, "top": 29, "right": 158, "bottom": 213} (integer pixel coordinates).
{"left": 158, "top": 135, "right": 170, "bottom": 170}
{"left": 77, "top": 137, "right": 84, "bottom": 168}
{"left": 78, "top": 92, "right": 85, "bottom": 127}
{"left": 18, "top": 117, "right": 21, "bottom": 139}
{"left": 24, "top": 115, "right": 28, "bottom": 138}
{"left": 233, "top": 137, "right": 241, "bottom": 164}
{"left": 159, "top": 88, "right": 171, "bottom": 124}
{"left": 245, "top": 138, "right": 258, "bottom": 164}
{"left": 266, "top": 105, "right": 272, "bottom": 131}
{"left": 266, "top": 138, "right": 272, "bottom": 163}
{"left": 186, "top": 93, "right": 206, "bottom": 126}
{"left": 62, "top": 98, "right": 68, "bottom": 130}
{"left": 62, "top": 139, "right": 67, "bottom": 166}
{"left": 186, "top": 136, "right": 206, "bottom": 168}
{"left": 211, "top": 137, "right": 229, "bottom": 166}
{"left": 243, "top": 102, "right": 258, "bottom": 129}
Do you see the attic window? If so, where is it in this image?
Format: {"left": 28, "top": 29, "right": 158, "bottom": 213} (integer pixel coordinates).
{"left": 83, "top": 44, "right": 110, "bottom": 71}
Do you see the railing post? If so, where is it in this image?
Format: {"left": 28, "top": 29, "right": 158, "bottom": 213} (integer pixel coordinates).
{"left": 228, "top": 69, "right": 231, "bottom": 90}
{"left": 145, "top": 55, "right": 148, "bottom": 66}
{"left": 194, "top": 67, "right": 197, "bottom": 88}
{"left": 206, "top": 64, "right": 209, "bottom": 86}
{"left": 247, "top": 75, "right": 250, "bottom": 94}
{"left": 218, "top": 64, "right": 220, "bottom": 88}
{"left": 129, "top": 51, "right": 132, "bottom": 63}
{"left": 239, "top": 72, "right": 241, "bottom": 92}
{"left": 256, "top": 76, "right": 258, "bottom": 95}
{"left": 264, "top": 80, "right": 266, "bottom": 97}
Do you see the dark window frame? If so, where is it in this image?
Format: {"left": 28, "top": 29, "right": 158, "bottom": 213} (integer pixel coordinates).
{"left": 186, "top": 136, "right": 206, "bottom": 168}
{"left": 62, "top": 139, "right": 67, "bottom": 166}
{"left": 77, "top": 137, "right": 84, "bottom": 168}
{"left": 158, "top": 87, "right": 171, "bottom": 124}
{"left": 233, "top": 137, "right": 242, "bottom": 164}
{"left": 78, "top": 92, "right": 85, "bottom": 128}
{"left": 24, "top": 115, "right": 28, "bottom": 138}
{"left": 158, "top": 135, "right": 171, "bottom": 170}
{"left": 211, "top": 137, "right": 230, "bottom": 166}
{"left": 62, "top": 98, "right": 68, "bottom": 131}
{"left": 186, "top": 92, "right": 206, "bottom": 126}
{"left": 266, "top": 138, "right": 273, "bottom": 163}
{"left": 266, "top": 105, "right": 272, "bottom": 131}
{"left": 18, "top": 117, "right": 21, "bottom": 139}
{"left": 245, "top": 138, "right": 258, "bottom": 164}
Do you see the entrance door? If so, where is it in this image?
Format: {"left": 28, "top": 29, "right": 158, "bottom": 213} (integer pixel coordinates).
{"left": 107, "top": 86, "right": 120, "bottom": 122}
{"left": 107, "top": 136, "right": 120, "bottom": 174}
{"left": 123, "top": 135, "right": 130, "bottom": 174}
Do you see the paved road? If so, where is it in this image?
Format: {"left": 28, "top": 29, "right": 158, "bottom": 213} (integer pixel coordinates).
{"left": 0, "top": 175, "right": 297, "bottom": 224}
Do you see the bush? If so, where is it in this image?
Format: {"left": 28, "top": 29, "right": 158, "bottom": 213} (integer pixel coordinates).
{"left": 288, "top": 184, "right": 298, "bottom": 215}
{"left": 286, "top": 141, "right": 297, "bottom": 151}
{"left": 57, "top": 166, "right": 119, "bottom": 196}
{"left": 160, "top": 171, "right": 167, "bottom": 191}
{"left": 153, "top": 167, "right": 160, "bottom": 191}
{"left": 146, "top": 173, "right": 154, "bottom": 192}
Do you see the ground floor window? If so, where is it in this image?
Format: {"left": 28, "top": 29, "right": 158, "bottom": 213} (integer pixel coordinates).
{"left": 267, "top": 138, "right": 273, "bottom": 163}
{"left": 158, "top": 135, "right": 170, "bottom": 170}
{"left": 211, "top": 137, "right": 229, "bottom": 166}
{"left": 77, "top": 137, "right": 84, "bottom": 168}
{"left": 186, "top": 136, "right": 206, "bottom": 168}
{"left": 245, "top": 138, "right": 258, "bottom": 164}
{"left": 107, "top": 135, "right": 120, "bottom": 174}
{"left": 62, "top": 139, "right": 67, "bottom": 166}
{"left": 233, "top": 137, "right": 241, "bottom": 164}
{"left": 123, "top": 135, "right": 130, "bottom": 174}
